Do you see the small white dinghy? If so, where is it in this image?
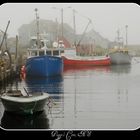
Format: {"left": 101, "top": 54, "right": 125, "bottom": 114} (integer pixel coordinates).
{"left": 0, "top": 88, "right": 49, "bottom": 115}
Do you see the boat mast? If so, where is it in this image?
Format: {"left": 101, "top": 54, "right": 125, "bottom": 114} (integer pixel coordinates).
{"left": 73, "top": 9, "right": 76, "bottom": 47}
{"left": 35, "top": 8, "right": 40, "bottom": 48}
{"left": 125, "top": 25, "right": 128, "bottom": 47}
{"left": 117, "top": 29, "right": 120, "bottom": 48}
{"left": 55, "top": 18, "right": 59, "bottom": 42}
{"left": 61, "top": 8, "right": 63, "bottom": 41}
{"left": 76, "top": 19, "right": 91, "bottom": 47}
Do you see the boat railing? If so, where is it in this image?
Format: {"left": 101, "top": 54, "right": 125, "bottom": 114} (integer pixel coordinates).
{"left": 27, "top": 46, "right": 78, "bottom": 58}
{"left": 27, "top": 47, "right": 65, "bottom": 58}
{"left": 109, "top": 47, "right": 129, "bottom": 53}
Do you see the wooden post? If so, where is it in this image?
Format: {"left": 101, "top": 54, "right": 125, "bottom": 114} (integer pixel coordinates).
{"left": 15, "top": 35, "right": 18, "bottom": 74}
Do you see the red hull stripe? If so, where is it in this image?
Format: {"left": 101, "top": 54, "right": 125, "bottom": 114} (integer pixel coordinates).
{"left": 63, "top": 57, "right": 111, "bottom": 66}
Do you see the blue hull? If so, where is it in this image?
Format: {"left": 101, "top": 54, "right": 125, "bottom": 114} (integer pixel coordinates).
{"left": 25, "top": 55, "right": 63, "bottom": 77}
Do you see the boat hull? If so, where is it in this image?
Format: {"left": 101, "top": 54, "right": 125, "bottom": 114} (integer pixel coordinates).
{"left": 109, "top": 52, "right": 132, "bottom": 65}
{"left": 25, "top": 55, "right": 63, "bottom": 77}
{"left": 1, "top": 93, "right": 49, "bottom": 115}
{"left": 62, "top": 56, "right": 111, "bottom": 68}
{"left": 1, "top": 111, "right": 49, "bottom": 129}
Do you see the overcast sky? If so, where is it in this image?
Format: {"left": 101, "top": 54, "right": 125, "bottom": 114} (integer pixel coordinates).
{"left": 0, "top": 3, "right": 140, "bottom": 44}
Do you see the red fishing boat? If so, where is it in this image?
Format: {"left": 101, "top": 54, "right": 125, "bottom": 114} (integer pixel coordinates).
{"left": 62, "top": 55, "right": 111, "bottom": 68}
{"left": 57, "top": 38, "right": 111, "bottom": 69}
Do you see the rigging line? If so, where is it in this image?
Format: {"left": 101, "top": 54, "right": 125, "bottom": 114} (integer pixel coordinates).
{"left": 47, "top": 97, "right": 55, "bottom": 120}
{"left": 76, "top": 19, "right": 92, "bottom": 47}
{"left": 0, "top": 20, "right": 10, "bottom": 50}
{"left": 74, "top": 9, "right": 90, "bottom": 21}
{"left": 76, "top": 9, "right": 94, "bottom": 30}
{"left": 90, "top": 20, "right": 95, "bottom": 30}
{"left": 74, "top": 8, "right": 93, "bottom": 30}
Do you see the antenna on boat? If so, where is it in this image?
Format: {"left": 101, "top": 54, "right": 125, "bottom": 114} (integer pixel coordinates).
{"left": 35, "top": 8, "right": 40, "bottom": 48}
{"left": 125, "top": 25, "right": 128, "bottom": 47}
{"left": 117, "top": 29, "right": 120, "bottom": 43}
{"left": 73, "top": 9, "right": 76, "bottom": 47}
{"left": 117, "top": 29, "right": 121, "bottom": 48}
{"left": 117, "top": 29, "right": 124, "bottom": 48}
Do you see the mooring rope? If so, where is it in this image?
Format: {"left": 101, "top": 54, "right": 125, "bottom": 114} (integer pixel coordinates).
{"left": 47, "top": 97, "right": 56, "bottom": 108}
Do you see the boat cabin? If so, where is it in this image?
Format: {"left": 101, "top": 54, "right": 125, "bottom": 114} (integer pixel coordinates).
{"left": 27, "top": 37, "right": 78, "bottom": 58}
{"left": 27, "top": 37, "right": 64, "bottom": 58}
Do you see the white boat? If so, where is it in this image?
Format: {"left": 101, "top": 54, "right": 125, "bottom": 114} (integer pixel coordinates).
{"left": 109, "top": 29, "right": 132, "bottom": 65}
{"left": 109, "top": 50, "right": 132, "bottom": 65}
{"left": 0, "top": 89, "right": 49, "bottom": 115}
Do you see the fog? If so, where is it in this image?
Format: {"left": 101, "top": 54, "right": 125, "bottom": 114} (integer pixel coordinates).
{"left": 0, "top": 3, "right": 140, "bottom": 44}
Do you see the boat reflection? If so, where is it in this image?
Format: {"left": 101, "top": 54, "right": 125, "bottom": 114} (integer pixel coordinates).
{"left": 64, "top": 65, "right": 111, "bottom": 73}
{"left": 110, "top": 64, "right": 131, "bottom": 74}
{"left": 0, "top": 111, "right": 49, "bottom": 129}
{"left": 25, "top": 75, "right": 64, "bottom": 100}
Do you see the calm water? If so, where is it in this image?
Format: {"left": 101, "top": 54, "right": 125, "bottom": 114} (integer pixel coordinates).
{"left": 1, "top": 57, "right": 140, "bottom": 130}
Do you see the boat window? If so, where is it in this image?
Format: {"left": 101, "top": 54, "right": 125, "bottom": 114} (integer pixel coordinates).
{"left": 46, "top": 51, "right": 51, "bottom": 55}
{"left": 53, "top": 50, "right": 59, "bottom": 56}
{"left": 41, "top": 41, "right": 44, "bottom": 47}
{"left": 61, "top": 50, "right": 64, "bottom": 54}
{"left": 39, "top": 51, "right": 45, "bottom": 56}
{"left": 31, "top": 51, "right": 37, "bottom": 56}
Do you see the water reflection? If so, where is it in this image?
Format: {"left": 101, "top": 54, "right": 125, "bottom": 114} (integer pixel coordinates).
{"left": 25, "top": 75, "right": 64, "bottom": 99}
{"left": 0, "top": 111, "right": 49, "bottom": 129}
{"left": 110, "top": 65, "right": 131, "bottom": 74}
{"left": 1, "top": 60, "right": 140, "bottom": 129}
{"left": 64, "top": 66, "right": 111, "bottom": 73}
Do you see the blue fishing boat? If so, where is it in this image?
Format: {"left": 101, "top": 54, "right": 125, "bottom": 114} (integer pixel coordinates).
{"left": 25, "top": 8, "right": 64, "bottom": 77}
{"left": 25, "top": 47, "right": 63, "bottom": 77}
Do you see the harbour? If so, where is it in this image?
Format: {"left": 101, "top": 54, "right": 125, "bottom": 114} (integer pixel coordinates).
{"left": 1, "top": 58, "right": 140, "bottom": 129}
{"left": 0, "top": 3, "right": 140, "bottom": 130}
